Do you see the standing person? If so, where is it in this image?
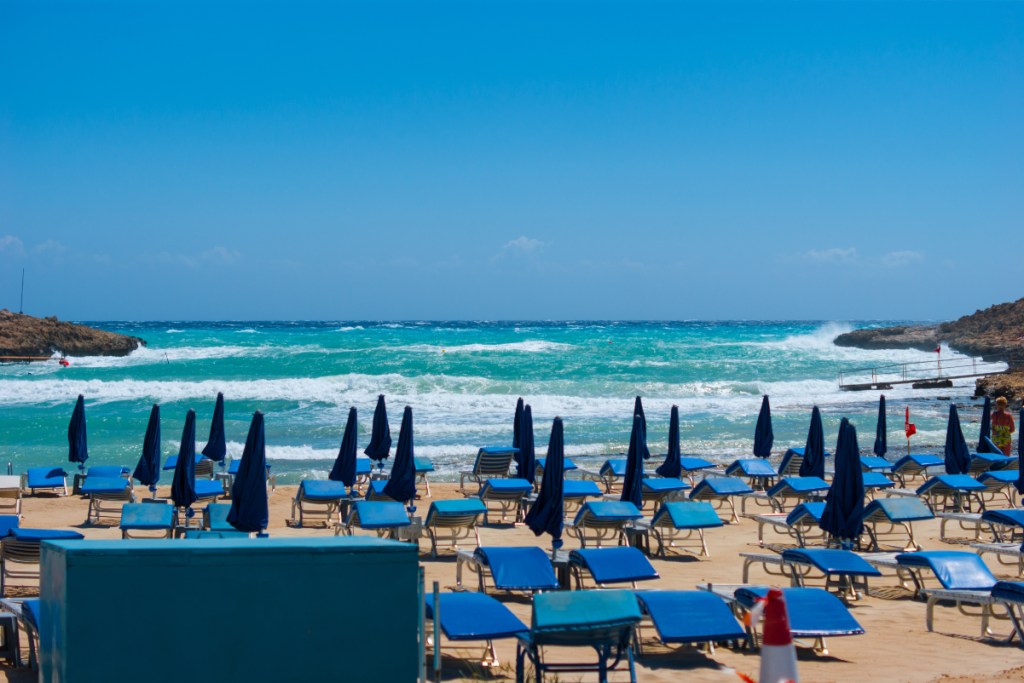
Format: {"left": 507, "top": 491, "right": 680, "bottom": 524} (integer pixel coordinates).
{"left": 991, "top": 396, "right": 1016, "bottom": 456}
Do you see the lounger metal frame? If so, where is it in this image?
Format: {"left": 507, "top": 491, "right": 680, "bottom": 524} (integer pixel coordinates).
{"left": 738, "top": 552, "right": 870, "bottom": 602}
{"left": 973, "top": 543, "right": 1024, "bottom": 577}
{"left": 566, "top": 509, "right": 636, "bottom": 549}
{"left": 923, "top": 588, "right": 1011, "bottom": 639}
{"left": 424, "top": 508, "right": 485, "bottom": 558}
{"left": 290, "top": 484, "right": 347, "bottom": 528}
{"left": 459, "top": 448, "right": 516, "bottom": 494}
{"left": 85, "top": 483, "right": 136, "bottom": 525}
{"left": 751, "top": 513, "right": 825, "bottom": 549}
{"left": 0, "top": 539, "right": 40, "bottom": 597}
{"left": 0, "top": 477, "right": 22, "bottom": 517}
{"left": 862, "top": 506, "right": 925, "bottom": 552}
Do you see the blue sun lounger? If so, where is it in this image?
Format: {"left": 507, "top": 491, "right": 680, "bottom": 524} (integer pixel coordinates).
{"left": 515, "top": 589, "right": 641, "bottom": 683}
{"left": 81, "top": 476, "right": 135, "bottom": 524}
{"left": 860, "top": 497, "right": 934, "bottom": 551}
{"left": 892, "top": 453, "right": 943, "bottom": 487}
{"left": 426, "top": 591, "right": 528, "bottom": 677}
{"left": 119, "top": 502, "right": 175, "bottom": 539}
{"left": 993, "top": 581, "right": 1024, "bottom": 647}
{"left": 977, "top": 470, "right": 1020, "bottom": 508}
{"left": 641, "top": 478, "right": 690, "bottom": 511}
{"left": 535, "top": 456, "right": 578, "bottom": 479}
{"left": 424, "top": 499, "right": 488, "bottom": 557}
{"left": 635, "top": 590, "right": 745, "bottom": 655}
{"left": 194, "top": 479, "right": 225, "bottom": 505}
{"left": 742, "top": 476, "right": 830, "bottom": 515}
{"left": 916, "top": 474, "right": 986, "bottom": 513}
{"left": 779, "top": 548, "right": 881, "bottom": 600}
{"left": 291, "top": 480, "right": 349, "bottom": 527}
{"left": 725, "top": 458, "right": 777, "bottom": 490}
{"left": 644, "top": 500, "right": 723, "bottom": 557}
{"left": 567, "top": 501, "right": 643, "bottom": 548}
{"left": 415, "top": 456, "right": 435, "bottom": 497}
{"left": 1, "top": 529, "right": 84, "bottom": 596}
{"left": 862, "top": 471, "right": 896, "bottom": 497}
{"left": 895, "top": 550, "right": 998, "bottom": 598}
{"left": 474, "top": 478, "right": 533, "bottom": 524}
{"left": 459, "top": 446, "right": 518, "bottom": 494}
{"left": 455, "top": 546, "right": 560, "bottom": 594}
{"left": 921, "top": 576, "right": 1024, "bottom": 641}
{"left": 860, "top": 456, "right": 894, "bottom": 474}
{"left": 24, "top": 467, "right": 68, "bottom": 496}
{"left": 563, "top": 479, "right": 604, "bottom": 512}
{"left": 677, "top": 456, "right": 717, "bottom": 484}
{"left": 337, "top": 500, "right": 410, "bottom": 539}
{"left": 731, "top": 585, "right": 864, "bottom": 654}
{"left": 751, "top": 501, "right": 827, "bottom": 548}
{"left": 968, "top": 450, "right": 1015, "bottom": 477}
{"left": 569, "top": 546, "right": 659, "bottom": 589}
{"left": 689, "top": 476, "right": 753, "bottom": 523}
{"left": 982, "top": 509, "right": 1024, "bottom": 541}
{"left": 590, "top": 458, "right": 629, "bottom": 493}
{"left": 202, "top": 502, "right": 233, "bottom": 531}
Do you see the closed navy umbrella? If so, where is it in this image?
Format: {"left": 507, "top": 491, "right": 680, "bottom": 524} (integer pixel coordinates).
{"left": 364, "top": 394, "right": 392, "bottom": 474}
{"left": 170, "top": 410, "right": 198, "bottom": 513}
{"left": 1016, "top": 408, "right": 1023, "bottom": 495}
{"left": 228, "top": 411, "right": 269, "bottom": 533}
{"left": 525, "top": 417, "right": 565, "bottom": 553}
{"left": 620, "top": 413, "right": 646, "bottom": 508}
{"left": 329, "top": 407, "right": 359, "bottom": 494}
{"left": 819, "top": 419, "right": 864, "bottom": 547}
{"left": 383, "top": 406, "right": 417, "bottom": 508}
{"left": 516, "top": 405, "right": 536, "bottom": 484}
{"left": 800, "top": 406, "right": 826, "bottom": 479}
{"left": 512, "top": 397, "right": 525, "bottom": 470}
{"left": 977, "top": 396, "right": 992, "bottom": 453}
{"left": 67, "top": 394, "right": 88, "bottom": 471}
{"left": 202, "top": 392, "right": 227, "bottom": 464}
{"left": 132, "top": 404, "right": 161, "bottom": 496}
{"left": 873, "top": 395, "right": 887, "bottom": 458}
{"left": 656, "top": 405, "right": 682, "bottom": 479}
{"left": 754, "top": 395, "right": 774, "bottom": 458}
{"left": 944, "top": 404, "right": 971, "bottom": 475}
{"left": 633, "top": 396, "right": 648, "bottom": 458}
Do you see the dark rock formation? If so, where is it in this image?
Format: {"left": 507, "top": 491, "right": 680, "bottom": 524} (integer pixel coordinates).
{"left": 0, "top": 310, "right": 144, "bottom": 359}
{"left": 833, "top": 325, "right": 940, "bottom": 353}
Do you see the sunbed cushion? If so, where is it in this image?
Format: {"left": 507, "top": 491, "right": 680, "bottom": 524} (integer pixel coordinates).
{"left": 562, "top": 480, "right": 603, "bottom": 498}
{"left": 0, "top": 516, "right": 19, "bottom": 537}
{"left": 916, "top": 475, "right": 986, "bottom": 495}
{"left": 414, "top": 457, "right": 435, "bottom": 473}
{"left": 536, "top": 457, "right": 578, "bottom": 472}
{"left": 862, "top": 497, "right": 934, "bottom": 522}
{"left": 351, "top": 501, "right": 410, "bottom": 529}
{"left": 981, "top": 509, "right": 1024, "bottom": 529}
{"left": 428, "top": 499, "right": 488, "bottom": 521}
{"left": 678, "top": 457, "right": 715, "bottom": 472}
{"left": 474, "top": 546, "right": 559, "bottom": 591}
{"left": 120, "top": 503, "right": 174, "bottom": 530}
{"left": 574, "top": 501, "right": 642, "bottom": 525}
{"left": 734, "top": 586, "right": 864, "bottom": 637}
{"left": 228, "top": 459, "right": 272, "bottom": 476}
{"left": 768, "top": 477, "right": 829, "bottom": 496}
{"left": 183, "top": 530, "right": 252, "bottom": 539}
{"left": 655, "top": 501, "right": 723, "bottom": 529}
{"left": 205, "top": 503, "right": 232, "bottom": 530}
{"left": 979, "top": 470, "right": 1019, "bottom": 484}
{"left": 480, "top": 478, "right": 533, "bottom": 495}
{"left": 691, "top": 477, "right": 753, "bottom": 496}
{"left": 972, "top": 451, "right": 1014, "bottom": 467}
{"left": 895, "top": 551, "right": 997, "bottom": 590}
{"left": 355, "top": 457, "right": 373, "bottom": 476}
{"left": 893, "top": 454, "right": 943, "bottom": 470}
{"left": 531, "top": 589, "right": 641, "bottom": 638}
{"left": 366, "top": 480, "right": 389, "bottom": 498}
{"left": 782, "top": 548, "right": 881, "bottom": 577}
{"left": 164, "top": 454, "right": 206, "bottom": 471}
{"left": 861, "top": 472, "right": 895, "bottom": 489}
{"left": 87, "top": 465, "right": 129, "bottom": 478}
{"left": 642, "top": 478, "right": 690, "bottom": 493}
{"left": 726, "top": 459, "right": 776, "bottom": 477}
{"left": 785, "top": 501, "right": 826, "bottom": 526}
{"left": 992, "top": 581, "right": 1024, "bottom": 604}
{"left": 80, "top": 477, "right": 130, "bottom": 495}
{"left": 194, "top": 480, "right": 225, "bottom": 498}
{"left": 570, "top": 547, "right": 659, "bottom": 584}
{"left": 637, "top": 591, "right": 744, "bottom": 644}
{"left": 299, "top": 480, "right": 347, "bottom": 500}
{"left": 22, "top": 598, "right": 40, "bottom": 630}
{"left": 859, "top": 456, "right": 894, "bottom": 472}
{"left": 425, "top": 592, "right": 527, "bottom": 641}
{"left": 26, "top": 467, "right": 66, "bottom": 489}
{"left": 600, "top": 459, "right": 628, "bottom": 477}
{"left": 8, "top": 528, "right": 85, "bottom": 541}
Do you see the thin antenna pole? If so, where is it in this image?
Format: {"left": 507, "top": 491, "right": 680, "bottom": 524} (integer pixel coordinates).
{"left": 19, "top": 269, "right": 24, "bottom": 314}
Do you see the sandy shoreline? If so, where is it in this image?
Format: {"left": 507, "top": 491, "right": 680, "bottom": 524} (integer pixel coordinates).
{"left": 2, "top": 482, "right": 1023, "bottom": 682}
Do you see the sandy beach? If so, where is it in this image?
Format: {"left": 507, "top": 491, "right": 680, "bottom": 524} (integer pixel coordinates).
{"left": 2, "top": 482, "right": 1023, "bottom": 682}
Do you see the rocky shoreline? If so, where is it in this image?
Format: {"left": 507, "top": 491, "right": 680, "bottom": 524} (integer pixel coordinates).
{"left": 834, "top": 298, "right": 1024, "bottom": 406}
{"left": 0, "top": 310, "right": 144, "bottom": 359}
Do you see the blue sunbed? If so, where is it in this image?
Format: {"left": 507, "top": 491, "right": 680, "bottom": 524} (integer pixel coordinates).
{"left": 679, "top": 456, "right": 716, "bottom": 475}
{"left": 641, "top": 477, "right": 691, "bottom": 509}
{"left": 969, "top": 450, "right": 1015, "bottom": 476}
{"left": 476, "top": 478, "right": 533, "bottom": 523}
{"left": 568, "top": 501, "right": 643, "bottom": 547}
{"left": 648, "top": 501, "right": 723, "bottom": 557}
{"left": 689, "top": 476, "right": 753, "bottom": 523}
{"left": 982, "top": 508, "right": 1024, "bottom": 540}
{"left": 291, "top": 479, "right": 348, "bottom": 527}
{"left": 977, "top": 470, "right": 1021, "bottom": 508}
{"left": 636, "top": 590, "right": 745, "bottom": 653}
{"left": 860, "top": 497, "right": 934, "bottom": 551}
{"left": 916, "top": 474, "right": 986, "bottom": 512}
{"left": 203, "top": 502, "right": 233, "bottom": 531}
{"left": 162, "top": 453, "right": 207, "bottom": 471}
{"left": 459, "top": 546, "right": 560, "bottom": 593}
{"left": 25, "top": 467, "right": 67, "bottom": 496}
{"left": 753, "top": 501, "right": 827, "bottom": 548}
{"left": 862, "top": 471, "right": 895, "bottom": 493}
{"left": 569, "top": 546, "right": 659, "bottom": 588}
{"left": 424, "top": 499, "right": 488, "bottom": 557}
{"left": 725, "top": 458, "right": 777, "bottom": 488}
{"left": 426, "top": 592, "right": 528, "bottom": 676}
{"left": 749, "top": 476, "right": 829, "bottom": 514}
{"left": 119, "top": 503, "right": 175, "bottom": 539}
{"left": 781, "top": 548, "right": 881, "bottom": 599}
{"left": 194, "top": 479, "right": 225, "bottom": 502}
{"left": 340, "top": 500, "right": 410, "bottom": 539}
{"left": 563, "top": 479, "right": 604, "bottom": 508}
{"left": 535, "top": 456, "right": 578, "bottom": 475}
{"left": 859, "top": 456, "right": 893, "bottom": 473}
{"left": 86, "top": 465, "right": 130, "bottom": 479}
{"left": 733, "top": 586, "right": 864, "bottom": 652}
{"left": 414, "top": 456, "right": 435, "bottom": 496}
{"left": 892, "top": 453, "right": 943, "bottom": 487}
{"left": 992, "top": 581, "right": 1024, "bottom": 647}
{"left": 516, "top": 590, "right": 641, "bottom": 683}
{"left": 2, "top": 528, "right": 84, "bottom": 596}
{"left": 895, "top": 550, "right": 998, "bottom": 596}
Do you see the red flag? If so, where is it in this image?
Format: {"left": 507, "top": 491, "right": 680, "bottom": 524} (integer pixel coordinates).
{"left": 934, "top": 345, "right": 941, "bottom": 353}
{"left": 905, "top": 407, "right": 916, "bottom": 438}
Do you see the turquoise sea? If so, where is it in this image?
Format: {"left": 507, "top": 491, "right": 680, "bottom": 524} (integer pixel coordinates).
{"left": 0, "top": 321, "right": 1000, "bottom": 483}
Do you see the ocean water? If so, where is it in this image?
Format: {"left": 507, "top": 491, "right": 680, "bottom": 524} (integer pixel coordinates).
{"left": 0, "top": 321, "right": 1003, "bottom": 484}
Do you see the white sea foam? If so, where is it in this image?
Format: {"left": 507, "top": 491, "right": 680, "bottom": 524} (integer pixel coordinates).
{"left": 335, "top": 326, "right": 364, "bottom": 332}
{"left": 398, "top": 341, "right": 574, "bottom": 354}
{"left": 166, "top": 329, "right": 185, "bottom": 334}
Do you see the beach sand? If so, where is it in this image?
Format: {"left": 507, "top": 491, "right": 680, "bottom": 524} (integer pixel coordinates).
{"left": 2, "top": 483, "right": 1023, "bottom": 682}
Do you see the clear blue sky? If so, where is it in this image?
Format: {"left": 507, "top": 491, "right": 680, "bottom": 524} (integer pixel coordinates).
{"left": 1, "top": 1, "right": 1021, "bottom": 321}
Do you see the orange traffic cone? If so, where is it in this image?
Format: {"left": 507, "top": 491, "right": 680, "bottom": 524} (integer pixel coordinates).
{"left": 758, "top": 588, "right": 799, "bottom": 683}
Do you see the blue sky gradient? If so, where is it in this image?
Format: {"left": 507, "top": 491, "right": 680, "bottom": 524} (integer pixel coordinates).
{"left": 1, "top": 1, "right": 1021, "bottom": 320}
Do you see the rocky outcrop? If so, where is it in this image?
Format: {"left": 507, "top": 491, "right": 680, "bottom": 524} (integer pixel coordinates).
{"left": 0, "top": 310, "right": 144, "bottom": 359}
{"left": 834, "top": 298, "right": 1024, "bottom": 407}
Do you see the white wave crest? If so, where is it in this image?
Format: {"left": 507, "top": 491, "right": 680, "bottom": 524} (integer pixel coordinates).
{"left": 399, "top": 341, "right": 574, "bottom": 354}
{"left": 335, "top": 326, "right": 364, "bottom": 332}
